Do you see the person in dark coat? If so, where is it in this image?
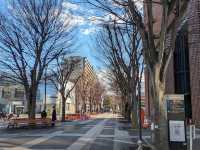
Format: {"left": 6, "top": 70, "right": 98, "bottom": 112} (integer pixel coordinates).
{"left": 51, "top": 106, "right": 57, "bottom": 126}
{"left": 41, "top": 110, "right": 47, "bottom": 119}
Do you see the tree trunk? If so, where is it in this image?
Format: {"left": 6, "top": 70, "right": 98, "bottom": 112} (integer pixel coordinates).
{"left": 121, "top": 96, "right": 126, "bottom": 118}
{"left": 61, "top": 94, "right": 66, "bottom": 122}
{"left": 131, "top": 90, "right": 139, "bottom": 128}
{"left": 131, "top": 101, "right": 139, "bottom": 128}
{"left": 27, "top": 86, "right": 37, "bottom": 119}
{"left": 150, "top": 64, "right": 169, "bottom": 150}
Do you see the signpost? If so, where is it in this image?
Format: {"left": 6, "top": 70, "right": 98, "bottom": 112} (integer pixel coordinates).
{"left": 165, "top": 94, "right": 187, "bottom": 150}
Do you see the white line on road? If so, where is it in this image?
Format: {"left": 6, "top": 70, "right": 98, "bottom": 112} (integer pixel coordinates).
{"left": 66, "top": 119, "right": 107, "bottom": 150}
{"left": 113, "top": 122, "right": 134, "bottom": 150}
{"left": 3, "top": 130, "right": 63, "bottom": 150}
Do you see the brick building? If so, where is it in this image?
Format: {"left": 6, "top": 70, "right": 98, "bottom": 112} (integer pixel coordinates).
{"left": 144, "top": 1, "right": 200, "bottom": 124}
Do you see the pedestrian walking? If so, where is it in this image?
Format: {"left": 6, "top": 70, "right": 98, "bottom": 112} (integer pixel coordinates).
{"left": 51, "top": 106, "right": 57, "bottom": 126}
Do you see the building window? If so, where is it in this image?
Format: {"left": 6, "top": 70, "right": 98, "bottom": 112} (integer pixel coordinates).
{"left": 14, "top": 88, "right": 24, "bottom": 98}
{"left": 174, "top": 24, "right": 192, "bottom": 118}
{"left": 66, "top": 103, "right": 70, "bottom": 111}
{"left": 2, "top": 89, "right": 11, "bottom": 98}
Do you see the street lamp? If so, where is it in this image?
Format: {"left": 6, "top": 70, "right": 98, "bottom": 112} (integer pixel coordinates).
{"left": 44, "top": 67, "right": 47, "bottom": 111}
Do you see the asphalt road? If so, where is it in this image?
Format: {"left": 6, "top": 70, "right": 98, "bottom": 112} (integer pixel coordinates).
{"left": 0, "top": 113, "right": 151, "bottom": 150}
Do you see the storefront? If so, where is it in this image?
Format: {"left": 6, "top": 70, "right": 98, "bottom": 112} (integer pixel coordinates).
{"left": 0, "top": 98, "right": 12, "bottom": 113}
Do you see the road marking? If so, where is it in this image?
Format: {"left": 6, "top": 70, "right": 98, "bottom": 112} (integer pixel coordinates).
{"left": 66, "top": 119, "right": 107, "bottom": 150}
{"left": 0, "top": 133, "right": 151, "bottom": 139}
{"left": 98, "top": 135, "right": 151, "bottom": 138}
{"left": 113, "top": 121, "right": 140, "bottom": 150}
{"left": 3, "top": 131, "right": 63, "bottom": 150}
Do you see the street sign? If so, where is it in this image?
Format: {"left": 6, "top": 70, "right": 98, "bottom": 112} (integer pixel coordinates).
{"left": 169, "top": 120, "right": 186, "bottom": 142}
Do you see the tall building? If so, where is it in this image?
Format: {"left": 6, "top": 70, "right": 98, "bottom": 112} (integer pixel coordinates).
{"left": 74, "top": 57, "right": 101, "bottom": 113}
{"left": 144, "top": 1, "right": 200, "bottom": 124}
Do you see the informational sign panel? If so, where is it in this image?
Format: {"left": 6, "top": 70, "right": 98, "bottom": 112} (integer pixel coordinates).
{"left": 167, "top": 100, "right": 185, "bottom": 113}
{"left": 169, "top": 120, "right": 186, "bottom": 142}
{"left": 165, "top": 95, "right": 185, "bottom": 114}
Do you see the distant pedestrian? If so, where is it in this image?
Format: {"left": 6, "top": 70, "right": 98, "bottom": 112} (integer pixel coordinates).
{"left": 41, "top": 110, "right": 47, "bottom": 119}
{"left": 51, "top": 106, "right": 57, "bottom": 126}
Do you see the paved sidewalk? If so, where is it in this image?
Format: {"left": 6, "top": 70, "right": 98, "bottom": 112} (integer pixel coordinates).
{"left": 142, "top": 128, "right": 200, "bottom": 150}
{"left": 0, "top": 120, "right": 8, "bottom": 129}
{"left": 0, "top": 113, "right": 152, "bottom": 150}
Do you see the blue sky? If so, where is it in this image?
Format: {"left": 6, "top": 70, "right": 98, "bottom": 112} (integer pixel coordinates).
{"left": 62, "top": 0, "right": 115, "bottom": 71}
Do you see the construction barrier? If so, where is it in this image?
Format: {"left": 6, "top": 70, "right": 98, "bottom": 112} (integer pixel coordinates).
{"left": 65, "top": 114, "right": 90, "bottom": 121}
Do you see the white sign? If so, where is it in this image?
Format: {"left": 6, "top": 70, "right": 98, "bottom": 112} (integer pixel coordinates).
{"left": 169, "top": 120, "right": 186, "bottom": 142}
{"left": 12, "top": 101, "right": 23, "bottom": 105}
{"left": 165, "top": 94, "right": 184, "bottom": 101}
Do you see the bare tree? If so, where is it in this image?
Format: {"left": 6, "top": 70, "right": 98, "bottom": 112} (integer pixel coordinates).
{"left": 0, "top": 0, "right": 73, "bottom": 119}
{"left": 49, "top": 56, "right": 81, "bottom": 122}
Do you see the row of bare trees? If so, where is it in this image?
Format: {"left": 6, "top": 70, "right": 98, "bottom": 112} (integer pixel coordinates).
{"left": 75, "top": 66, "right": 105, "bottom": 114}
{"left": 83, "top": 0, "right": 190, "bottom": 149}
{"left": 96, "top": 22, "right": 144, "bottom": 128}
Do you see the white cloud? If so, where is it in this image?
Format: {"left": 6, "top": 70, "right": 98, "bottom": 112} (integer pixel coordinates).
{"left": 81, "top": 28, "right": 96, "bottom": 35}
{"left": 88, "top": 13, "right": 126, "bottom": 26}
{"left": 61, "top": 13, "right": 86, "bottom": 28}
{"left": 134, "top": 0, "right": 143, "bottom": 11}
{"left": 71, "top": 15, "right": 86, "bottom": 26}
{"left": 62, "top": 2, "right": 79, "bottom": 10}
{"left": 88, "top": 16, "right": 104, "bottom": 25}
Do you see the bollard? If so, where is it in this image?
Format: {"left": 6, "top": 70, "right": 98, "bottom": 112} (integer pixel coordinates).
{"left": 137, "top": 140, "right": 143, "bottom": 150}
{"left": 190, "top": 125, "right": 196, "bottom": 150}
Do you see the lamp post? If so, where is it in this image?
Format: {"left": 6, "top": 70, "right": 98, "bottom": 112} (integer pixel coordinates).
{"left": 44, "top": 67, "right": 47, "bottom": 111}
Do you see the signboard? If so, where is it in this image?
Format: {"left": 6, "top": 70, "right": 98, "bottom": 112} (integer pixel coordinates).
{"left": 167, "top": 100, "right": 185, "bottom": 113}
{"left": 169, "top": 120, "right": 186, "bottom": 142}
{"left": 165, "top": 94, "right": 185, "bottom": 114}
{"left": 12, "top": 101, "right": 23, "bottom": 105}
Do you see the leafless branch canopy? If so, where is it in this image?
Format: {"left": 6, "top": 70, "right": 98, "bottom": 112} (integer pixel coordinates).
{"left": 0, "top": 0, "right": 73, "bottom": 87}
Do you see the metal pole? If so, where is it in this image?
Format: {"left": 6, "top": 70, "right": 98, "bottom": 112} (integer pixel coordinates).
{"left": 190, "top": 125, "right": 196, "bottom": 150}
{"left": 44, "top": 68, "right": 47, "bottom": 111}
{"left": 139, "top": 95, "right": 142, "bottom": 140}
{"left": 190, "top": 125, "right": 192, "bottom": 150}
{"left": 137, "top": 94, "right": 143, "bottom": 150}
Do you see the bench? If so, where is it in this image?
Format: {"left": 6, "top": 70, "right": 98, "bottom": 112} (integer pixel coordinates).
{"left": 7, "top": 118, "right": 52, "bottom": 128}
